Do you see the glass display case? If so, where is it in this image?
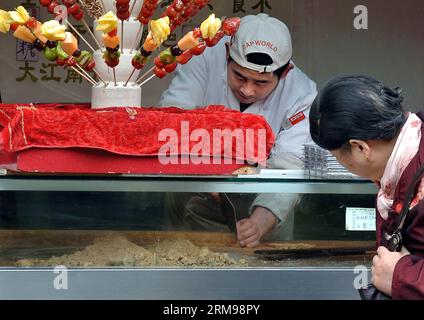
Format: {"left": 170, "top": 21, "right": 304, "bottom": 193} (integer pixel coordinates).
{"left": 0, "top": 172, "right": 377, "bottom": 299}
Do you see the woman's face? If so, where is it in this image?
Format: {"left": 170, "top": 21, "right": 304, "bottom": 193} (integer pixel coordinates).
{"left": 331, "top": 146, "right": 376, "bottom": 180}
{"left": 331, "top": 139, "right": 395, "bottom": 182}
{"left": 227, "top": 60, "right": 279, "bottom": 105}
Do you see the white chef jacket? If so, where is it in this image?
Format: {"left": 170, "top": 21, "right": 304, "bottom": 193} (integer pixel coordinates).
{"left": 159, "top": 38, "right": 318, "bottom": 231}
{"left": 159, "top": 37, "right": 318, "bottom": 169}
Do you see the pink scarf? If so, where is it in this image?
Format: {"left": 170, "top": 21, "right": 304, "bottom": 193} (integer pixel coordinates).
{"left": 377, "top": 113, "right": 422, "bottom": 220}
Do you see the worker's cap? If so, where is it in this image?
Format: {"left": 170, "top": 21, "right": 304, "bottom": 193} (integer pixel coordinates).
{"left": 229, "top": 14, "right": 293, "bottom": 73}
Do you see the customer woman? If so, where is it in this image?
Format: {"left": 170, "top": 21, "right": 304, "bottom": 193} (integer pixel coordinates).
{"left": 309, "top": 75, "right": 424, "bottom": 299}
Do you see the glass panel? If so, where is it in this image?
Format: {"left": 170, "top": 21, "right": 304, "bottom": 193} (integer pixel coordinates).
{"left": 0, "top": 190, "right": 376, "bottom": 269}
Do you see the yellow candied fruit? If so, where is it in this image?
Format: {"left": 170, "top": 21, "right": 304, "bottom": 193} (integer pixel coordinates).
{"left": 96, "top": 11, "right": 118, "bottom": 34}
{"left": 0, "top": 10, "right": 13, "bottom": 34}
{"left": 8, "top": 6, "right": 30, "bottom": 25}
{"left": 41, "top": 20, "right": 67, "bottom": 41}
{"left": 200, "top": 14, "right": 222, "bottom": 40}
{"left": 149, "top": 16, "right": 170, "bottom": 46}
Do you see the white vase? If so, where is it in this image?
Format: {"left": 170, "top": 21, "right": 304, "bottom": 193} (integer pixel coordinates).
{"left": 91, "top": 1, "right": 145, "bottom": 109}
{"left": 92, "top": 83, "right": 142, "bottom": 108}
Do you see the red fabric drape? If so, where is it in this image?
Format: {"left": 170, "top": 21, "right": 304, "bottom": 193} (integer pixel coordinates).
{"left": 0, "top": 104, "right": 275, "bottom": 164}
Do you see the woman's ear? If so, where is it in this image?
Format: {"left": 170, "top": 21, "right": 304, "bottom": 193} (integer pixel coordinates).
{"left": 350, "top": 139, "right": 371, "bottom": 159}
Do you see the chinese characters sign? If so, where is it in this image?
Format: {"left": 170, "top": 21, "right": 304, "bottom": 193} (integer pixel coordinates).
{"left": 233, "top": 0, "right": 273, "bottom": 14}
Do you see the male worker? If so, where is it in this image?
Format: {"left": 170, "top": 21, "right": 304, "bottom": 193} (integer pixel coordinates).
{"left": 160, "top": 14, "right": 317, "bottom": 248}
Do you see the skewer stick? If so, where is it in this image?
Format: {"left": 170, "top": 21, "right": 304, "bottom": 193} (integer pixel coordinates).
{"left": 75, "top": 63, "right": 98, "bottom": 84}
{"left": 131, "top": 24, "right": 144, "bottom": 53}
{"left": 135, "top": 66, "right": 154, "bottom": 84}
{"left": 121, "top": 21, "right": 124, "bottom": 54}
{"left": 92, "top": 68, "right": 108, "bottom": 86}
{"left": 124, "top": 68, "right": 136, "bottom": 87}
{"left": 135, "top": 26, "right": 145, "bottom": 51}
{"left": 139, "top": 74, "right": 155, "bottom": 87}
{"left": 65, "top": 21, "right": 96, "bottom": 53}
{"left": 81, "top": 18, "right": 103, "bottom": 51}
{"left": 113, "top": 68, "right": 117, "bottom": 86}
{"left": 71, "top": 66, "right": 96, "bottom": 85}
{"left": 129, "top": 0, "right": 138, "bottom": 17}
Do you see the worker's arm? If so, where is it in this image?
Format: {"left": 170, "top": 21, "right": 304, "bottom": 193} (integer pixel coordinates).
{"left": 238, "top": 81, "right": 317, "bottom": 247}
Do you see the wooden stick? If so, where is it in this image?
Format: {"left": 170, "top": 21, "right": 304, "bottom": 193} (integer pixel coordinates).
{"left": 135, "top": 66, "right": 154, "bottom": 84}
{"left": 121, "top": 21, "right": 124, "bottom": 54}
{"left": 131, "top": 24, "right": 144, "bottom": 53}
{"left": 139, "top": 74, "right": 155, "bottom": 87}
{"left": 113, "top": 68, "right": 117, "bottom": 86}
{"left": 135, "top": 25, "right": 145, "bottom": 51}
{"left": 75, "top": 63, "right": 98, "bottom": 84}
{"left": 124, "top": 68, "right": 136, "bottom": 87}
{"left": 81, "top": 18, "right": 103, "bottom": 51}
{"left": 92, "top": 68, "right": 108, "bottom": 86}
{"left": 71, "top": 66, "right": 96, "bottom": 85}
{"left": 129, "top": 0, "right": 138, "bottom": 17}
{"left": 66, "top": 21, "right": 96, "bottom": 53}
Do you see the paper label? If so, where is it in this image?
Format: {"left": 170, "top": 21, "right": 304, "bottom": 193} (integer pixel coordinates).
{"left": 345, "top": 207, "right": 376, "bottom": 231}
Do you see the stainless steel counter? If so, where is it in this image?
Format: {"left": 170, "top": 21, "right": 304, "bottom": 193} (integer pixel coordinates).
{"left": 0, "top": 267, "right": 367, "bottom": 300}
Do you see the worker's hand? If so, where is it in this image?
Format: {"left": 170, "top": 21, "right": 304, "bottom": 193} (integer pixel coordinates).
{"left": 371, "top": 246, "right": 410, "bottom": 296}
{"left": 236, "top": 207, "right": 277, "bottom": 248}
{"left": 208, "top": 193, "right": 222, "bottom": 204}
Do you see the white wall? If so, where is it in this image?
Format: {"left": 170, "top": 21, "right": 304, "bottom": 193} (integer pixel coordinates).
{"left": 1, "top": 0, "right": 423, "bottom": 110}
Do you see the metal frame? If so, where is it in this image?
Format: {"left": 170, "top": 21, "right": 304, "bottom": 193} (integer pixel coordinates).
{"left": 0, "top": 175, "right": 377, "bottom": 194}
{"left": 0, "top": 175, "right": 375, "bottom": 300}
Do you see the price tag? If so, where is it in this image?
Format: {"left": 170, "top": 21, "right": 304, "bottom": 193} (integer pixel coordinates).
{"left": 345, "top": 207, "right": 376, "bottom": 231}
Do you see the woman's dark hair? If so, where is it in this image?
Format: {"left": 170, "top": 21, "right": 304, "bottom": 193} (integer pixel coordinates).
{"left": 228, "top": 54, "right": 290, "bottom": 78}
{"left": 309, "top": 75, "right": 407, "bottom": 151}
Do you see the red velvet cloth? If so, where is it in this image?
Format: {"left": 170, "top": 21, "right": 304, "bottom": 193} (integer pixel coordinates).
{"left": 0, "top": 104, "right": 275, "bottom": 164}
{"left": 17, "top": 149, "right": 245, "bottom": 175}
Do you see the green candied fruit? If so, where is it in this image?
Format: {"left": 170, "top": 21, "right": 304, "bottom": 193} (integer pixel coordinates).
{"left": 104, "top": 50, "right": 120, "bottom": 61}
{"left": 159, "top": 48, "right": 176, "bottom": 64}
{"left": 76, "top": 50, "right": 92, "bottom": 67}
{"left": 55, "top": 42, "right": 69, "bottom": 60}
{"left": 43, "top": 47, "right": 58, "bottom": 61}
